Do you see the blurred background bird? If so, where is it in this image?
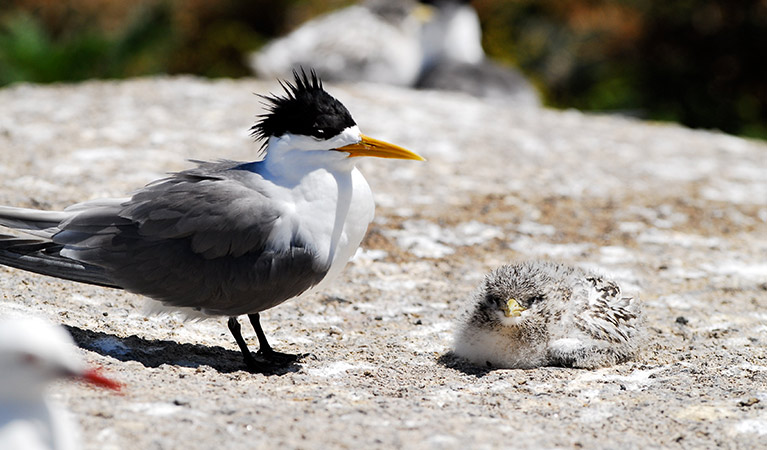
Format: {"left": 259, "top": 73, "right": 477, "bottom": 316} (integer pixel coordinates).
{"left": 248, "top": 0, "right": 540, "bottom": 105}
{"left": 452, "top": 260, "right": 642, "bottom": 369}
{"left": 250, "top": 0, "right": 429, "bottom": 87}
{"left": 0, "top": 317, "right": 120, "bottom": 450}
{"left": 415, "top": 0, "right": 540, "bottom": 105}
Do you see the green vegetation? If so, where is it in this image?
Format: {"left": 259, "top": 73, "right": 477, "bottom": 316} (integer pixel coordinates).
{"left": 485, "top": 0, "right": 767, "bottom": 139}
{"left": 1, "top": 0, "right": 764, "bottom": 139}
{"left": 0, "top": 4, "right": 175, "bottom": 84}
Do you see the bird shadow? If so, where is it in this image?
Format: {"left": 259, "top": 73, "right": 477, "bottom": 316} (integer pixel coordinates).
{"left": 63, "top": 325, "right": 302, "bottom": 376}
{"left": 436, "top": 351, "right": 495, "bottom": 378}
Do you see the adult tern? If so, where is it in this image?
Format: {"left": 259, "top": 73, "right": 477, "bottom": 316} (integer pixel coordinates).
{"left": 0, "top": 70, "right": 424, "bottom": 372}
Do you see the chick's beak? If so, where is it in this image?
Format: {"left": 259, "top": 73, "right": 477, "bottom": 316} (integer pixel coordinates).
{"left": 335, "top": 134, "right": 425, "bottom": 161}
{"left": 502, "top": 298, "right": 526, "bottom": 318}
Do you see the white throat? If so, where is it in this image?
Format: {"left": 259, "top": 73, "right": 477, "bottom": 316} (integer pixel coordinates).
{"left": 263, "top": 125, "right": 362, "bottom": 182}
{"left": 257, "top": 125, "right": 375, "bottom": 290}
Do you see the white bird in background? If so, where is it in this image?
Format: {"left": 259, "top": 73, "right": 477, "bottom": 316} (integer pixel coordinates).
{"left": 251, "top": 0, "right": 540, "bottom": 105}
{"left": 0, "top": 70, "right": 424, "bottom": 372}
{"left": 251, "top": 0, "right": 428, "bottom": 87}
{"left": 452, "top": 261, "right": 642, "bottom": 369}
{"left": 418, "top": 0, "right": 484, "bottom": 70}
{"left": 416, "top": 0, "right": 541, "bottom": 106}
{"left": 0, "top": 317, "right": 120, "bottom": 450}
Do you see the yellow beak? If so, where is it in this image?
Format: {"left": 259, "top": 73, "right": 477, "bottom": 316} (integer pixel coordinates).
{"left": 413, "top": 4, "right": 436, "bottom": 23}
{"left": 502, "top": 298, "right": 526, "bottom": 318}
{"left": 335, "top": 134, "right": 425, "bottom": 161}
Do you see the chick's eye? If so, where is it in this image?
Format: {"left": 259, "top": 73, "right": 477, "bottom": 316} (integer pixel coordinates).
{"left": 527, "top": 295, "right": 545, "bottom": 305}
{"left": 485, "top": 293, "right": 503, "bottom": 307}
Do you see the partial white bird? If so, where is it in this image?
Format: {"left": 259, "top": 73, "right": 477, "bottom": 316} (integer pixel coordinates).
{"left": 0, "top": 317, "right": 120, "bottom": 450}
{"left": 0, "top": 70, "right": 424, "bottom": 372}
{"left": 416, "top": 0, "right": 541, "bottom": 107}
{"left": 452, "top": 261, "right": 642, "bottom": 369}
{"left": 419, "top": 0, "right": 484, "bottom": 70}
{"left": 251, "top": 1, "right": 539, "bottom": 104}
{"left": 250, "top": 0, "right": 427, "bottom": 87}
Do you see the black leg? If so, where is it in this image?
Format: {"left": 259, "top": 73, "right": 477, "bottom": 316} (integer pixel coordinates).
{"left": 248, "top": 313, "right": 274, "bottom": 354}
{"left": 248, "top": 313, "right": 304, "bottom": 364}
{"left": 227, "top": 317, "right": 272, "bottom": 372}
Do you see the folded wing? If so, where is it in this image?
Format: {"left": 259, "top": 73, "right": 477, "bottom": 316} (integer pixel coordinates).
{"left": 0, "top": 161, "right": 329, "bottom": 316}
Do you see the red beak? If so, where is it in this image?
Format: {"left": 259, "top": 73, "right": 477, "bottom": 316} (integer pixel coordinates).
{"left": 81, "top": 367, "right": 122, "bottom": 391}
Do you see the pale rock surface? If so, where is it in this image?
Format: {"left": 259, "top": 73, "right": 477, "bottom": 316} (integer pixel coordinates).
{"left": 0, "top": 77, "right": 766, "bottom": 449}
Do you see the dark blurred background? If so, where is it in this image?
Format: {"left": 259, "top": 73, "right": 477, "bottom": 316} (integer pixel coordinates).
{"left": 1, "top": 0, "right": 765, "bottom": 139}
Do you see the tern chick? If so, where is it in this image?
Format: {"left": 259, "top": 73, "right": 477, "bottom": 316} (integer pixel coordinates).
{"left": 452, "top": 261, "right": 642, "bottom": 369}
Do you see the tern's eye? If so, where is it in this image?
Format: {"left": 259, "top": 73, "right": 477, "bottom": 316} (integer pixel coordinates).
{"left": 526, "top": 294, "right": 545, "bottom": 306}
{"left": 311, "top": 128, "right": 326, "bottom": 139}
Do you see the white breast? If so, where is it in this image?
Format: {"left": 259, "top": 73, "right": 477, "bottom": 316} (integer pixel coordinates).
{"left": 261, "top": 164, "right": 374, "bottom": 289}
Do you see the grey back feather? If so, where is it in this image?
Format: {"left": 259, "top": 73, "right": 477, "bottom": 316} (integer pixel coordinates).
{"left": 1, "top": 161, "right": 330, "bottom": 316}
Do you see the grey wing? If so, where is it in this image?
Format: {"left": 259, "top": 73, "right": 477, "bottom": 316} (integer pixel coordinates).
{"left": 0, "top": 234, "right": 118, "bottom": 288}
{"left": 574, "top": 276, "right": 639, "bottom": 343}
{"left": 54, "top": 161, "right": 329, "bottom": 316}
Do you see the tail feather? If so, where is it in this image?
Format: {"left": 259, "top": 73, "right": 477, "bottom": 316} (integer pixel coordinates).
{"left": 0, "top": 234, "right": 120, "bottom": 289}
{"left": 0, "top": 205, "right": 70, "bottom": 238}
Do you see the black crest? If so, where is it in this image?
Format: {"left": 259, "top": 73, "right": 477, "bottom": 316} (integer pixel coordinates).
{"left": 251, "top": 69, "right": 356, "bottom": 147}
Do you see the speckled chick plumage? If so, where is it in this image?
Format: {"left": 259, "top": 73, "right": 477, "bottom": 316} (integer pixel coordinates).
{"left": 452, "top": 261, "right": 642, "bottom": 369}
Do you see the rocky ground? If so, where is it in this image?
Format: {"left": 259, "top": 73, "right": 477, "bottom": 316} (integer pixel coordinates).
{"left": 0, "top": 77, "right": 765, "bottom": 449}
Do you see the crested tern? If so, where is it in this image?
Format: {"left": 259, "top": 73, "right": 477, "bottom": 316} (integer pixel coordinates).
{"left": 452, "top": 261, "right": 642, "bottom": 369}
{"left": 0, "top": 70, "right": 424, "bottom": 372}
